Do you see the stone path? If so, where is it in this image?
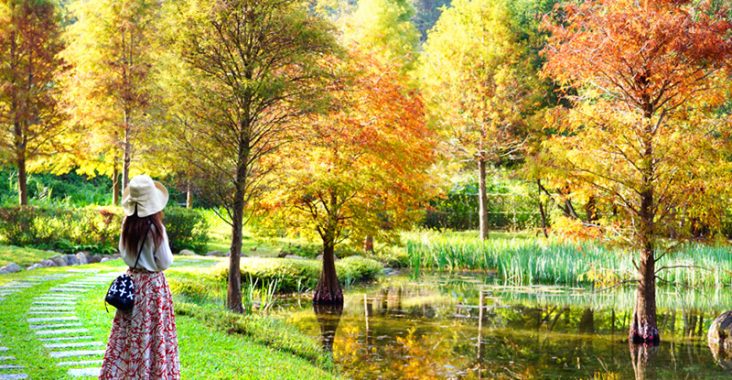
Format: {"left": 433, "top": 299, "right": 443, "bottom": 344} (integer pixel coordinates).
{"left": 0, "top": 333, "right": 26, "bottom": 380}
{"left": 26, "top": 272, "right": 117, "bottom": 378}
{"left": 0, "top": 276, "right": 76, "bottom": 379}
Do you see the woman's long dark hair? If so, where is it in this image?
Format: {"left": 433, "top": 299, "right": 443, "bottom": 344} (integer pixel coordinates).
{"left": 122, "top": 211, "right": 164, "bottom": 253}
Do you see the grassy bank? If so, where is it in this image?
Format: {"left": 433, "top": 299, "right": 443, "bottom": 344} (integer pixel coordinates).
{"left": 405, "top": 230, "right": 732, "bottom": 288}
{"left": 0, "top": 245, "right": 57, "bottom": 267}
{"left": 0, "top": 251, "right": 338, "bottom": 379}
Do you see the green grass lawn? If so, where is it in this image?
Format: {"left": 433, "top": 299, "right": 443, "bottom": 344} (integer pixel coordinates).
{"left": 0, "top": 251, "right": 338, "bottom": 379}
{"left": 0, "top": 244, "right": 57, "bottom": 267}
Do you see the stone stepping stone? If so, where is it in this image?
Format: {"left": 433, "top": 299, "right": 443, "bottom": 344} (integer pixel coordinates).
{"left": 34, "top": 328, "right": 88, "bottom": 336}
{"left": 35, "top": 296, "right": 79, "bottom": 301}
{"left": 27, "top": 312, "right": 75, "bottom": 316}
{"left": 29, "top": 323, "right": 83, "bottom": 330}
{"left": 28, "top": 310, "right": 75, "bottom": 315}
{"left": 28, "top": 306, "right": 75, "bottom": 311}
{"left": 0, "top": 357, "right": 15, "bottom": 361}
{"left": 44, "top": 342, "right": 105, "bottom": 349}
{"left": 38, "top": 336, "right": 94, "bottom": 343}
{"left": 0, "top": 374, "right": 28, "bottom": 380}
{"left": 0, "top": 348, "right": 7, "bottom": 352}
{"left": 27, "top": 317, "right": 79, "bottom": 323}
{"left": 2, "top": 285, "right": 32, "bottom": 289}
{"left": 58, "top": 359, "right": 103, "bottom": 367}
{"left": 49, "top": 350, "right": 105, "bottom": 359}
{"left": 54, "top": 286, "right": 96, "bottom": 290}
{"left": 32, "top": 301, "right": 76, "bottom": 306}
{"left": 0, "top": 365, "right": 23, "bottom": 370}
{"left": 68, "top": 368, "right": 101, "bottom": 377}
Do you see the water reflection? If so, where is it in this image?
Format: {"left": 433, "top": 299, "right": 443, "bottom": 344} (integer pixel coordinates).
{"left": 281, "top": 275, "right": 732, "bottom": 379}
{"left": 313, "top": 303, "right": 343, "bottom": 354}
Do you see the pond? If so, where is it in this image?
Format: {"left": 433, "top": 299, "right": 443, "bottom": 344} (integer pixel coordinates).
{"left": 278, "top": 273, "right": 732, "bottom": 379}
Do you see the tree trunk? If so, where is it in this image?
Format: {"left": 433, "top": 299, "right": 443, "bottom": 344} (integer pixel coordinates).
{"left": 585, "top": 195, "right": 598, "bottom": 222}
{"left": 629, "top": 236, "right": 659, "bottom": 344}
{"left": 227, "top": 142, "right": 248, "bottom": 313}
{"left": 186, "top": 180, "right": 193, "bottom": 208}
{"left": 630, "top": 121, "right": 659, "bottom": 345}
{"left": 314, "top": 238, "right": 343, "bottom": 305}
{"left": 537, "top": 180, "right": 548, "bottom": 238}
{"left": 112, "top": 163, "right": 120, "bottom": 205}
{"left": 478, "top": 158, "right": 489, "bottom": 240}
{"left": 363, "top": 235, "right": 374, "bottom": 252}
{"left": 17, "top": 150, "right": 28, "bottom": 206}
{"left": 122, "top": 110, "right": 132, "bottom": 189}
{"left": 15, "top": 117, "right": 28, "bottom": 206}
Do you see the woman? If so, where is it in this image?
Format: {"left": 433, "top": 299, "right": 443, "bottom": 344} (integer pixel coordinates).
{"left": 100, "top": 174, "right": 180, "bottom": 380}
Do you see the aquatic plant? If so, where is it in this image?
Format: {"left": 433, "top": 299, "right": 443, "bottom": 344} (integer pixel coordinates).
{"left": 405, "top": 230, "right": 732, "bottom": 288}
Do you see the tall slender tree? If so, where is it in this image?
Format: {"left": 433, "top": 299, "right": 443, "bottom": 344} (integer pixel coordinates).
{"left": 62, "top": 0, "right": 161, "bottom": 203}
{"left": 161, "top": 0, "right": 337, "bottom": 312}
{"left": 0, "top": 0, "right": 65, "bottom": 205}
{"left": 543, "top": 0, "right": 732, "bottom": 344}
{"left": 420, "top": 0, "right": 543, "bottom": 240}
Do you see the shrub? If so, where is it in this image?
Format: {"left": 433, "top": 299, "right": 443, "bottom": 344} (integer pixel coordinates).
{"left": 162, "top": 207, "right": 209, "bottom": 252}
{"left": 0, "top": 206, "right": 120, "bottom": 253}
{"left": 0, "top": 205, "right": 209, "bottom": 254}
{"left": 214, "top": 256, "right": 383, "bottom": 293}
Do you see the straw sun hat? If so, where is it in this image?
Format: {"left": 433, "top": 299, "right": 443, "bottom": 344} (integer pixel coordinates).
{"left": 121, "top": 174, "right": 169, "bottom": 217}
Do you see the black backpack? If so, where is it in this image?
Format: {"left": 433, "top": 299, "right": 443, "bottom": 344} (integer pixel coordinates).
{"left": 105, "top": 225, "right": 151, "bottom": 312}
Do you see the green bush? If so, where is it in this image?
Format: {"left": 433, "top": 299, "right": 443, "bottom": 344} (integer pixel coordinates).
{"left": 0, "top": 206, "right": 209, "bottom": 254}
{"left": 0, "top": 206, "right": 120, "bottom": 253}
{"left": 214, "top": 256, "right": 383, "bottom": 293}
{"left": 163, "top": 208, "right": 209, "bottom": 253}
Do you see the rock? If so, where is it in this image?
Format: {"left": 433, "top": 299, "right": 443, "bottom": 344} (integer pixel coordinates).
{"left": 40, "top": 259, "right": 56, "bottom": 267}
{"left": 50, "top": 255, "right": 67, "bottom": 267}
{"left": 709, "top": 311, "right": 732, "bottom": 371}
{"left": 206, "top": 251, "right": 229, "bottom": 257}
{"left": 74, "top": 252, "right": 89, "bottom": 265}
{"left": 179, "top": 249, "right": 196, "bottom": 256}
{"left": 27, "top": 264, "right": 44, "bottom": 271}
{"left": 87, "top": 255, "right": 103, "bottom": 264}
{"left": 0, "top": 263, "right": 22, "bottom": 274}
{"left": 64, "top": 254, "right": 80, "bottom": 266}
{"left": 316, "top": 254, "right": 339, "bottom": 262}
{"left": 284, "top": 255, "right": 306, "bottom": 260}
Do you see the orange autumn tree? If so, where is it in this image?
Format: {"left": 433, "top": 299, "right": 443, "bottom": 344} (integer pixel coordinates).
{"left": 543, "top": 0, "right": 732, "bottom": 344}
{"left": 262, "top": 53, "right": 436, "bottom": 305}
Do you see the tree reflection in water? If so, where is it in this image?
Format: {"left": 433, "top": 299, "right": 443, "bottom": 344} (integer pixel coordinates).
{"left": 283, "top": 276, "right": 732, "bottom": 379}
{"left": 313, "top": 303, "right": 343, "bottom": 354}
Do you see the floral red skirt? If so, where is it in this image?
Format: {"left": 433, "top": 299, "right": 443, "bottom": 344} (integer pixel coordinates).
{"left": 100, "top": 269, "right": 180, "bottom": 380}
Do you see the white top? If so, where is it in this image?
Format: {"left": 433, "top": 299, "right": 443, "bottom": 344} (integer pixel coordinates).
{"left": 119, "top": 225, "right": 174, "bottom": 272}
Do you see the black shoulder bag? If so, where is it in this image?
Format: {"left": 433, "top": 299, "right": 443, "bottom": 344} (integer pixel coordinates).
{"left": 105, "top": 225, "right": 151, "bottom": 313}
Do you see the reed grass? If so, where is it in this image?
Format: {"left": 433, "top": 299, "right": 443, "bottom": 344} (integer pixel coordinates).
{"left": 404, "top": 230, "right": 732, "bottom": 288}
